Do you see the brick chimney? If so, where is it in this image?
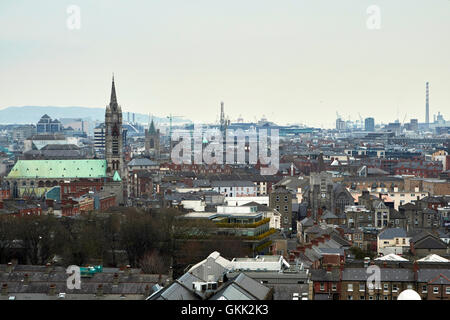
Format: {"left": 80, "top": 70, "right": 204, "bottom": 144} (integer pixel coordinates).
{"left": 7, "top": 262, "right": 13, "bottom": 273}
{"left": 24, "top": 273, "right": 30, "bottom": 285}
{"left": 1, "top": 284, "right": 7, "bottom": 296}
{"left": 45, "top": 262, "right": 52, "bottom": 274}
{"left": 413, "top": 261, "right": 419, "bottom": 281}
{"left": 125, "top": 265, "right": 131, "bottom": 276}
{"left": 144, "top": 284, "right": 151, "bottom": 297}
{"left": 48, "top": 284, "right": 56, "bottom": 296}
{"left": 96, "top": 284, "right": 104, "bottom": 296}
{"left": 113, "top": 273, "right": 119, "bottom": 285}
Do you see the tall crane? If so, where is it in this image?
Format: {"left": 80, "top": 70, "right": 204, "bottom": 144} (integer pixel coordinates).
{"left": 167, "top": 114, "right": 184, "bottom": 150}
{"left": 358, "top": 113, "right": 364, "bottom": 129}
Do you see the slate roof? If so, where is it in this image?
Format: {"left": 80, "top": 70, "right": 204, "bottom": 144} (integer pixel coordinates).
{"left": 211, "top": 273, "right": 271, "bottom": 300}
{"left": 211, "top": 180, "right": 255, "bottom": 188}
{"left": 311, "top": 269, "right": 341, "bottom": 282}
{"left": 417, "top": 269, "right": 450, "bottom": 283}
{"left": 321, "top": 210, "right": 338, "bottom": 220}
{"left": 378, "top": 228, "right": 407, "bottom": 240}
{"left": 342, "top": 268, "right": 414, "bottom": 282}
{"left": 0, "top": 264, "right": 167, "bottom": 299}
{"left": 128, "top": 158, "right": 158, "bottom": 167}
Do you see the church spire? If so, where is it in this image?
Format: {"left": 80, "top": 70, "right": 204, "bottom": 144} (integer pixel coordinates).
{"left": 149, "top": 117, "right": 156, "bottom": 134}
{"left": 110, "top": 74, "right": 117, "bottom": 105}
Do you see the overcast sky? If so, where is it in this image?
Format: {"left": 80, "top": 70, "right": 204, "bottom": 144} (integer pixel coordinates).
{"left": 1, "top": 0, "right": 449, "bottom": 127}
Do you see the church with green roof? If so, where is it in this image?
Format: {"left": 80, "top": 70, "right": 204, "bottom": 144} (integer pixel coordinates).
{"left": 6, "top": 77, "right": 124, "bottom": 204}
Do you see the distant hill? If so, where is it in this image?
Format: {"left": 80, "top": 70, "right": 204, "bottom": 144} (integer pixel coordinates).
{"left": 0, "top": 106, "right": 186, "bottom": 124}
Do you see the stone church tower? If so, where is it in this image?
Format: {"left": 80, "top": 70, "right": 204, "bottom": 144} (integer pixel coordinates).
{"left": 144, "top": 118, "right": 160, "bottom": 159}
{"left": 105, "top": 76, "right": 123, "bottom": 178}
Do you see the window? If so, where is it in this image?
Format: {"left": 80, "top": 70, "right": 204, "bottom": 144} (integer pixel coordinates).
{"left": 360, "top": 295, "right": 365, "bottom": 300}
{"left": 320, "top": 283, "right": 324, "bottom": 291}
{"left": 433, "top": 287, "right": 439, "bottom": 294}
{"left": 348, "top": 295, "right": 353, "bottom": 300}
{"left": 392, "top": 284, "right": 398, "bottom": 292}
{"left": 359, "top": 283, "right": 365, "bottom": 292}
{"left": 332, "top": 284, "right": 337, "bottom": 291}
{"left": 446, "top": 287, "right": 450, "bottom": 295}
{"left": 422, "top": 286, "right": 427, "bottom": 293}
{"left": 368, "top": 295, "right": 373, "bottom": 300}
{"left": 348, "top": 284, "right": 353, "bottom": 292}
{"left": 284, "top": 195, "right": 288, "bottom": 202}
{"left": 284, "top": 206, "right": 288, "bottom": 212}
{"left": 384, "top": 296, "right": 389, "bottom": 300}
{"left": 384, "top": 284, "right": 389, "bottom": 292}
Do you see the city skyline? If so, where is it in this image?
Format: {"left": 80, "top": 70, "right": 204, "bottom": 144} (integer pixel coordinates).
{"left": 1, "top": 1, "right": 449, "bottom": 127}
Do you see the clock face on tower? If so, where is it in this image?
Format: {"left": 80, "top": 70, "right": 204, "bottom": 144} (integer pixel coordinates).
{"left": 321, "top": 193, "right": 326, "bottom": 198}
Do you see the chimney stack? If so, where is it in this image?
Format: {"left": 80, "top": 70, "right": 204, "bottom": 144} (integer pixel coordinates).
{"left": 48, "top": 284, "right": 56, "bottom": 296}
{"left": 45, "top": 262, "right": 52, "bottom": 274}
{"left": 144, "top": 285, "right": 151, "bottom": 297}
{"left": 413, "top": 261, "right": 419, "bottom": 281}
{"left": 7, "top": 262, "right": 13, "bottom": 273}
{"left": 24, "top": 273, "right": 30, "bottom": 285}
{"left": 1, "top": 284, "right": 7, "bottom": 296}
{"left": 113, "top": 273, "right": 119, "bottom": 285}
{"left": 125, "top": 265, "right": 131, "bottom": 276}
{"left": 96, "top": 284, "right": 104, "bottom": 297}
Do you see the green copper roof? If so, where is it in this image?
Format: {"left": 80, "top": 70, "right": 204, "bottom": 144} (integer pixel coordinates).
{"left": 112, "top": 170, "right": 122, "bottom": 181}
{"left": 7, "top": 160, "right": 107, "bottom": 179}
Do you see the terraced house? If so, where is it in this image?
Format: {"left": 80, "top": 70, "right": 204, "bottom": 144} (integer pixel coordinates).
{"left": 341, "top": 267, "right": 415, "bottom": 300}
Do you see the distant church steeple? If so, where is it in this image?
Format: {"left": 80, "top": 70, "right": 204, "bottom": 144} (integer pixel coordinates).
{"left": 105, "top": 75, "right": 123, "bottom": 177}
{"left": 110, "top": 74, "right": 118, "bottom": 107}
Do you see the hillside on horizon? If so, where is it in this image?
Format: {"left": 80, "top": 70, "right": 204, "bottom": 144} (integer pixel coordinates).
{"left": 0, "top": 106, "right": 186, "bottom": 124}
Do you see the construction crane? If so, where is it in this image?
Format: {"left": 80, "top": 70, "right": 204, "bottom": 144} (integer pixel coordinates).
{"left": 167, "top": 114, "right": 184, "bottom": 148}
{"left": 358, "top": 113, "right": 364, "bottom": 130}
{"left": 402, "top": 113, "right": 408, "bottom": 125}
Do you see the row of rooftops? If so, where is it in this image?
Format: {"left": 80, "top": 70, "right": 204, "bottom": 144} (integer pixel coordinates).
{"left": 0, "top": 263, "right": 168, "bottom": 300}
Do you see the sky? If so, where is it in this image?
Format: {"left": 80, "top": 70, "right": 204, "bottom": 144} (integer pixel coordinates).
{"left": 0, "top": 0, "right": 449, "bottom": 128}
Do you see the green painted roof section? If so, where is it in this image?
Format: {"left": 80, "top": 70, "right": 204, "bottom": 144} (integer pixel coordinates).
{"left": 112, "top": 170, "right": 122, "bottom": 181}
{"left": 7, "top": 160, "right": 107, "bottom": 179}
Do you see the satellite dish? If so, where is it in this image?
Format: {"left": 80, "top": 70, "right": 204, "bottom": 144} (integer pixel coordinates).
{"left": 397, "top": 289, "right": 421, "bottom": 300}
